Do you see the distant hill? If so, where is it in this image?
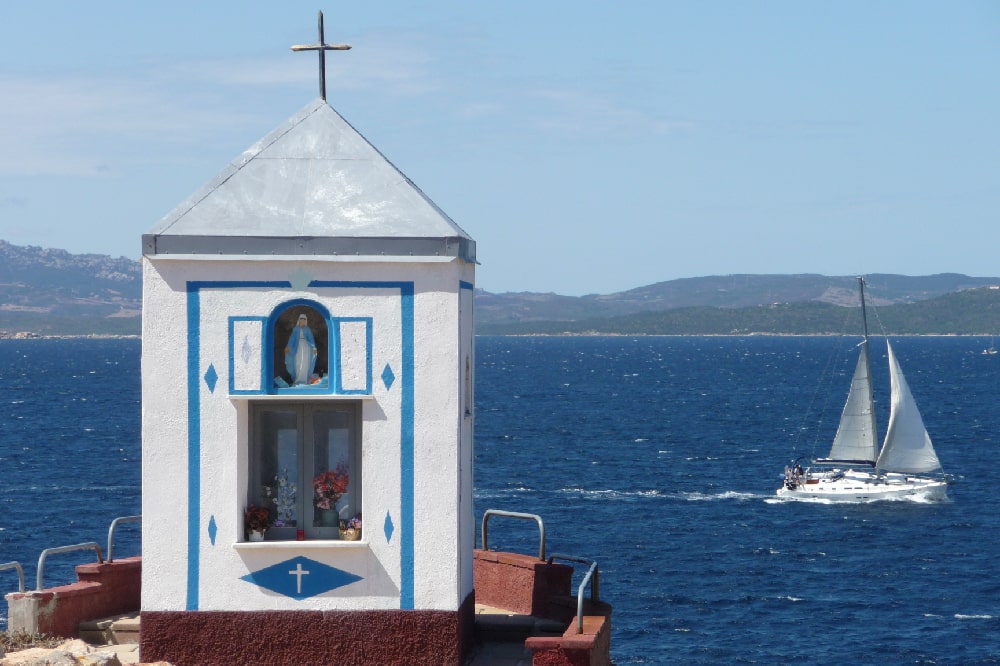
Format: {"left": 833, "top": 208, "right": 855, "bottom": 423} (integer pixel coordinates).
{"left": 481, "top": 287, "right": 1000, "bottom": 336}
{"left": 1, "top": 240, "right": 998, "bottom": 336}
{"left": 0, "top": 240, "right": 141, "bottom": 336}
{"left": 476, "top": 273, "right": 1000, "bottom": 328}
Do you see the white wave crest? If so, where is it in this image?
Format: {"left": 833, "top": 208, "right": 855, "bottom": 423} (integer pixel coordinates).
{"left": 683, "top": 490, "right": 759, "bottom": 501}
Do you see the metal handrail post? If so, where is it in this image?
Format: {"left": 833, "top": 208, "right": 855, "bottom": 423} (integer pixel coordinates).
{"left": 574, "top": 562, "right": 599, "bottom": 634}
{"left": 36, "top": 543, "right": 104, "bottom": 591}
{"left": 548, "top": 553, "right": 600, "bottom": 634}
{"left": 480, "top": 509, "right": 546, "bottom": 560}
{"left": 107, "top": 515, "right": 141, "bottom": 562}
{"left": 0, "top": 561, "right": 25, "bottom": 593}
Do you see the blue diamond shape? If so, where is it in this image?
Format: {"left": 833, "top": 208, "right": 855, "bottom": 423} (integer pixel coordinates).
{"left": 204, "top": 364, "right": 218, "bottom": 393}
{"left": 241, "top": 336, "right": 252, "bottom": 364}
{"left": 208, "top": 516, "right": 218, "bottom": 546}
{"left": 241, "top": 556, "right": 362, "bottom": 600}
{"left": 384, "top": 512, "right": 394, "bottom": 543}
{"left": 381, "top": 363, "right": 395, "bottom": 390}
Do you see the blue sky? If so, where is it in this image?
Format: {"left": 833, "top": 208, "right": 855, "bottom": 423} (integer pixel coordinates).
{"left": 0, "top": 2, "right": 997, "bottom": 296}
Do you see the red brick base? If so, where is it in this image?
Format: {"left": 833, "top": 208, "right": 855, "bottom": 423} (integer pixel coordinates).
{"left": 140, "top": 593, "right": 475, "bottom": 666}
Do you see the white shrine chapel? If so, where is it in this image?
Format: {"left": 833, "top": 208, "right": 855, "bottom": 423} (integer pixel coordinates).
{"left": 139, "top": 55, "right": 478, "bottom": 663}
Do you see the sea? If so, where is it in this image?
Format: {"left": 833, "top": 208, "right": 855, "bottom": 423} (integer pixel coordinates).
{"left": 2, "top": 335, "right": 999, "bottom": 664}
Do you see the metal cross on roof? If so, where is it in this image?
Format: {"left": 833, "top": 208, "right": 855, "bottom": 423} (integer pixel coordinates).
{"left": 290, "top": 11, "right": 351, "bottom": 101}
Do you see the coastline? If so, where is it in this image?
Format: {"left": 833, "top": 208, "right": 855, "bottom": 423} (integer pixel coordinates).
{"left": 0, "top": 331, "right": 990, "bottom": 340}
{"left": 0, "top": 332, "right": 141, "bottom": 340}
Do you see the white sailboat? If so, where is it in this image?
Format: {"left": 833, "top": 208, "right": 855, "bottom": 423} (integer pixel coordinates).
{"left": 777, "top": 277, "right": 948, "bottom": 502}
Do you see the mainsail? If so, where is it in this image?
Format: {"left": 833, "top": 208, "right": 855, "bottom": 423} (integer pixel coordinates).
{"left": 823, "top": 340, "right": 879, "bottom": 465}
{"left": 875, "top": 341, "right": 943, "bottom": 474}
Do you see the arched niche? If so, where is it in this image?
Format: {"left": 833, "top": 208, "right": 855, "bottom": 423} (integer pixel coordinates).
{"left": 270, "top": 300, "right": 331, "bottom": 391}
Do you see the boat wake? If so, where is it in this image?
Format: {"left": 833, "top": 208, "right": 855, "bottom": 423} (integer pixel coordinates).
{"left": 682, "top": 490, "right": 760, "bottom": 502}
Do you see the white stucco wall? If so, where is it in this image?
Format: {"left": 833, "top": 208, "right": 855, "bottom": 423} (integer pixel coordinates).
{"left": 141, "top": 256, "right": 474, "bottom": 613}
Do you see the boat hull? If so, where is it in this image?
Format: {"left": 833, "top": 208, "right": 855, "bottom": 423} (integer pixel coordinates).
{"left": 776, "top": 470, "right": 948, "bottom": 502}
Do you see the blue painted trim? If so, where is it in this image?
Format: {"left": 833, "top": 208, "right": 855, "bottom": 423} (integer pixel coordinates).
{"left": 400, "top": 284, "right": 415, "bottom": 608}
{"left": 333, "top": 317, "right": 373, "bottom": 394}
{"left": 185, "top": 281, "right": 287, "bottom": 610}
{"left": 228, "top": 316, "right": 268, "bottom": 395}
{"left": 184, "top": 279, "right": 415, "bottom": 611}
{"left": 459, "top": 280, "right": 474, "bottom": 291}
{"left": 185, "top": 287, "right": 202, "bottom": 610}
{"left": 311, "top": 280, "right": 414, "bottom": 609}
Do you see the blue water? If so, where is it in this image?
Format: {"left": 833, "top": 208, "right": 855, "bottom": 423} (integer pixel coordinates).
{"left": 0, "top": 339, "right": 142, "bottom": 598}
{"left": 3, "top": 336, "right": 1000, "bottom": 664}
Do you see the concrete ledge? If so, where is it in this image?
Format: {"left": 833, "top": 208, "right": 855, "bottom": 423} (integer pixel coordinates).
{"left": 4, "top": 557, "right": 141, "bottom": 638}
{"left": 473, "top": 549, "right": 574, "bottom": 621}
{"left": 525, "top": 613, "right": 612, "bottom": 666}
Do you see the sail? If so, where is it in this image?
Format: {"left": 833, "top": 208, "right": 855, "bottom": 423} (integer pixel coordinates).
{"left": 823, "top": 342, "right": 878, "bottom": 465}
{"left": 875, "top": 341, "right": 942, "bottom": 474}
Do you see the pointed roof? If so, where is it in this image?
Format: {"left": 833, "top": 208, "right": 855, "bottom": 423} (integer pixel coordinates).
{"left": 143, "top": 99, "right": 475, "bottom": 262}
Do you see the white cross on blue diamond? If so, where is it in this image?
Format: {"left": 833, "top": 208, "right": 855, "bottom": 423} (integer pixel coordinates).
{"left": 241, "top": 556, "right": 362, "bottom": 600}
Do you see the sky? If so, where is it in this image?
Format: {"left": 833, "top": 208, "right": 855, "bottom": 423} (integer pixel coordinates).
{"left": 0, "top": 2, "right": 997, "bottom": 296}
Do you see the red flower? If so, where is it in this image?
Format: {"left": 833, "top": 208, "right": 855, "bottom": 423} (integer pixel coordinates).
{"left": 244, "top": 504, "right": 271, "bottom": 532}
{"left": 313, "top": 462, "right": 350, "bottom": 510}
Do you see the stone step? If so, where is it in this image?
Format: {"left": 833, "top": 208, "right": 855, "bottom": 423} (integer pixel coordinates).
{"left": 474, "top": 606, "right": 565, "bottom": 643}
{"left": 78, "top": 612, "right": 140, "bottom": 645}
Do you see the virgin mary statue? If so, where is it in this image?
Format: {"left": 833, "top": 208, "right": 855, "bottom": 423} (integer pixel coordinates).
{"left": 285, "top": 314, "right": 317, "bottom": 385}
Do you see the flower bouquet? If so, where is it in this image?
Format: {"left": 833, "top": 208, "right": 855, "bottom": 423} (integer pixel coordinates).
{"left": 313, "top": 462, "right": 349, "bottom": 526}
{"left": 264, "top": 467, "right": 297, "bottom": 526}
{"left": 244, "top": 504, "right": 271, "bottom": 541}
{"left": 340, "top": 513, "right": 362, "bottom": 541}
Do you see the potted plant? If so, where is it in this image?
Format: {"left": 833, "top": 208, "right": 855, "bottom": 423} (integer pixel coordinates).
{"left": 312, "top": 462, "right": 349, "bottom": 527}
{"left": 340, "top": 513, "right": 362, "bottom": 541}
{"left": 244, "top": 504, "right": 271, "bottom": 541}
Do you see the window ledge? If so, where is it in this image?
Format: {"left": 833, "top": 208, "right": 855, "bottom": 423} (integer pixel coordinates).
{"left": 233, "top": 540, "right": 368, "bottom": 551}
{"left": 229, "top": 393, "right": 375, "bottom": 402}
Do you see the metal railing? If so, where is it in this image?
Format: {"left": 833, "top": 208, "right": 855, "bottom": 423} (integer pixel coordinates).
{"left": 548, "top": 553, "right": 600, "bottom": 634}
{"left": 107, "top": 515, "right": 141, "bottom": 562}
{"left": 0, "top": 561, "right": 25, "bottom": 593}
{"left": 36, "top": 543, "right": 103, "bottom": 591}
{"left": 2, "top": 515, "right": 141, "bottom": 595}
{"left": 480, "top": 509, "right": 546, "bottom": 561}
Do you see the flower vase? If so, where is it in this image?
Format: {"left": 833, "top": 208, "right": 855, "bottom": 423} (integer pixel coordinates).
{"left": 318, "top": 508, "right": 339, "bottom": 527}
{"left": 248, "top": 529, "right": 265, "bottom": 542}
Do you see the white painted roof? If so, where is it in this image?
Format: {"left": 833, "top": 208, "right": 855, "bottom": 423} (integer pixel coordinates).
{"left": 143, "top": 99, "right": 475, "bottom": 262}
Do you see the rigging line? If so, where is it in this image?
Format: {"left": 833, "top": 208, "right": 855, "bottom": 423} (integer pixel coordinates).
{"left": 863, "top": 279, "right": 891, "bottom": 339}
{"left": 793, "top": 303, "right": 858, "bottom": 460}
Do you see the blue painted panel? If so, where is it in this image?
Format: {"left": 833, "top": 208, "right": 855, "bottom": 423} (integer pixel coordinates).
{"left": 228, "top": 316, "right": 268, "bottom": 395}
{"left": 241, "top": 555, "right": 363, "bottom": 600}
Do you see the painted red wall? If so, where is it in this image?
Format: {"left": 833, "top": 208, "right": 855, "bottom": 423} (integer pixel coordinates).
{"left": 140, "top": 593, "right": 475, "bottom": 666}
{"left": 473, "top": 549, "right": 574, "bottom": 621}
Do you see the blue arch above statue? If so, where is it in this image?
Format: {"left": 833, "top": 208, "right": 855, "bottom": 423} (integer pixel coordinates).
{"left": 270, "top": 299, "right": 333, "bottom": 393}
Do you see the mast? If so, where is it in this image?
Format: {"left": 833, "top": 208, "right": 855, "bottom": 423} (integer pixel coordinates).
{"left": 858, "top": 276, "right": 880, "bottom": 458}
{"left": 814, "top": 276, "right": 881, "bottom": 466}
